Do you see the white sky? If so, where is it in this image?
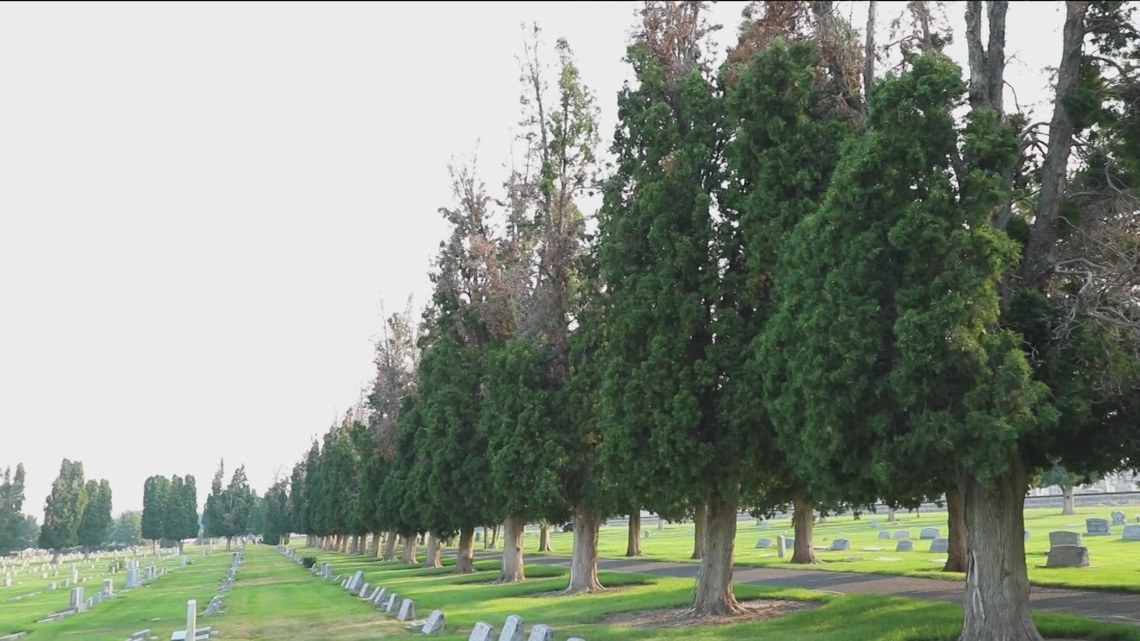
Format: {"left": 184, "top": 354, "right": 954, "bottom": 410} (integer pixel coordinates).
{"left": 0, "top": 1, "right": 1064, "bottom": 517}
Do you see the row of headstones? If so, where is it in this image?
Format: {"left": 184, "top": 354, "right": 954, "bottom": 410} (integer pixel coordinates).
{"left": 468, "top": 615, "right": 584, "bottom": 641}
{"left": 36, "top": 579, "right": 118, "bottom": 624}
{"left": 1086, "top": 514, "right": 1140, "bottom": 538}
{"left": 169, "top": 555, "right": 241, "bottom": 641}
{"left": 1, "top": 548, "right": 182, "bottom": 586}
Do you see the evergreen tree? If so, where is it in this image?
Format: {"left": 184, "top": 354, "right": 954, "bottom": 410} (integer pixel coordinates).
{"left": 162, "top": 474, "right": 198, "bottom": 552}
{"left": 110, "top": 511, "right": 143, "bottom": 547}
{"left": 141, "top": 475, "right": 171, "bottom": 551}
{"left": 77, "top": 478, "right": 112, "bottom": 554}
{"left": 39, "top": 458, "right": 89, "bottom": 561}
{"left": 0, "top": 463, "right": 26, "bottom": 555}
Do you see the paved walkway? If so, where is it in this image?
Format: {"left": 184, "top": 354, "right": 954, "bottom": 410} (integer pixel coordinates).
{"left": 519, "top": 554, "right": 1140, "bottom": 627}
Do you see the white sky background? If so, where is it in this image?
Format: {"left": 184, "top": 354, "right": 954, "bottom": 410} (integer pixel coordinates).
{"left": 1, "top": 1, "right": 1065, "bottom": 516}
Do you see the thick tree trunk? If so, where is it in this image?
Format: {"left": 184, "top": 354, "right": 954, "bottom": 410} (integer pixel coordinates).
{"left": 371, "top": 532, "right": 382, "bottom": 557}
{"left": 791, "top": 498, "right": 819, "bottom": 564}
{"left": 887, "top": 507, "right": 896, "bottom": 522}
{"left": 626, "top": 512, "right": 642, "bottom": 556}
{"left": 383, "top": 531, "right": 398, "bottom": 561}
{"left": 959, "top": 463, "right": 1043, "bottom": 641}
{"left": 401, "top": 535, "right": 417, "bottom": 565}
{"left": 1061, "top": 485, "right": 1075, "bottom": 515}
{"left": 944, "top": 486, "right": 968, "bottom": 573}
{"left": 151, "top": 540, "right": 157, "bottom": 554}
{"left": 225, "top": 536, "right": 233, "bottom": 551}
{"left": 565, "top": 505, "right": 604, "bottom": 594}
{"left": 498, "top": 514, "right": 526, "bottom": 583}
{"left": 456, "top": 525, "right": 476, "bottom": 574}
{"left": 692, "top": 492, "right": 741, "bottom": 616}
{"left": 482, "top": 527, "right": 489, "bottom": 550}
{"left": 422, "top": 533, "right": 442, "bottom": 568}
{"left": 691, "top": 501, "right": 706, "bottom": 560}
{"left": 538, "top": 523, "right": 552, "bottom": 552}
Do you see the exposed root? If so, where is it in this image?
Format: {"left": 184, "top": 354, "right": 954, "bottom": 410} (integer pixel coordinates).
{"left": 604, "top": 599, "right": 820, "bottom": 627}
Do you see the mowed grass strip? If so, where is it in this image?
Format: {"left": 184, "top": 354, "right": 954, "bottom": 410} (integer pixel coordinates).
{"left": 291, "top": 543, "right": 1140, "bottom": 641}
{"left": 532, "top": 504, "right": 1140, "bottom": 592}
{"left": 1, "top": 551, "right": 188, "bottom": 639}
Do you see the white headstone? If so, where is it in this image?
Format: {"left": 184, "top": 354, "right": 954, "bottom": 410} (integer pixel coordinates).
{"left": 468, "top": 622, "right": 495, "bottom": 641}
{"left": 186, "top": 599, "right": 197, "bottom": 641}
{"left": 69, "top": 586, "right": 85, "bottom": 611}
{"left": 499, "top": 614, "right": 525, "bottom": 641}
{"left": 527, "top": 624, "right": 553, "bottom": 641}
{"left": 397, "top": 598, "right": 416, "bottom": 622}
{"left": 103, "top": 578, "right": 114, "bottom": 597}
{"left": 422, "top": 610, "right": 445, "bottom": 635}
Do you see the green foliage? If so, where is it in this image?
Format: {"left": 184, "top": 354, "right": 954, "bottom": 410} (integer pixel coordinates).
{"left": 141, "top": 475, "right": 171, "bottom": 543}
{"left": 161, "top": 474, "right": 199, "bottom": 542}
{"left": 110, "top": 510, "right": 143, "bottom": 546}
{"left": 595, "top": 38, "right": 727, "bottom": 514}
{"left": 0, "top": 463, "right": 27, "bottom": 555}
{"left": 77, "top": 478, "right": 113, "bottom": 550}
{"left": 203, "top": 460, "right": 255, "bottom": 541}
{"left": 288, "top": 461, "right": 308, "bottom": 535}
{"left": 39, "top": 458, "right": 89, "bottom": 551}
{"left": 301, "top": 554, "right": 317, "bottom": 569}
{"left": 260, "top": 478, "right": 290, "bottom": 545}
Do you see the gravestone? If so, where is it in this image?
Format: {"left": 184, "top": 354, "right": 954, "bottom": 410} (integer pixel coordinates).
{"left": 759, "top": 521, "right": 769, "bottom": 530}
{"left": 830, "top": 539, "right": 851, "bottom": 551}
{"left": 347, "top": 570, "right": 365, "bottom": 592}
{"left": 929, "top": 538, "right": 949, "bottom": 553}
{"left": 919, "top": 528, "right": 939, "bottom": 540}
{"left": 103, "top": 578, "right": 114, "bottom": 597}
{"left": 469, "top": 622, "right": 495, "bottom": 641}
{"left": 385, "top": 593, "right": 400, "bottom": 613}
{"left": 500, "top": 614, "right": 525, "bottom": 641}
{"left": 870, "top": 519, "right": 879, "bottom": 529}
{"left": 1112, "top": 511, "right": 1127, "bottom": 526}
{"left": 755, "top": 538, "right": 771, "bottom": 549}
{"left": 527, "top": 624, "right": 553, "bottom": 641}
{"left": 1045, "top": 545, "right": 1090, "bottom": 568}
{"left": 878, "top": 531, "right": 891, "bottom": 540}
{"left": 397, "top": 598, "right": 415, "bottom": 622}
{"left": 896, "top": 540, "right": 914, "bottom": 552}
{"left": 321, "top": 563, "right": 332, "bottom": 579}
{"left": 1, "top": 576, "right": 10, "bottom": 587}
{"left": 893, "top": 530, "right": 910, "bottom": 540}
{"left": 69, "top": 587, "right": 84, "bottom": 611}
{"left": 642, "top": 530, "right": 650, "bottom": 540}
{"left": 358, "top": 583, "right": 370, "bottom": 598}
{"left": 1024, "top": 531, "right": 1031, "bottom": 541}
{"left": 1122, "top": 525, "right": 1140, "bottom": 541}
{"left": 186, "top": 599, "right": 197, "bottom": 641}
{"left": 372, "top": 587, "right": 388, "bottom": 605}
{"left": 422, "top": 610, "right": 445, "bottom": 635}
{"left": 1049, "top": 531, "right": 1083, "bottom": 548}
{"left": 776, "top": 535, "right": 787, "bottom": 559}
{"left": 1086, "top": 518, "right": 1111, "bottom": 536}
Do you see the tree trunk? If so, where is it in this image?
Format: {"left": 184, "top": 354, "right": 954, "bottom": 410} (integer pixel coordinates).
{"left": 422, "top": 533, "right": 442, "bottom": 568}
{"left": 565, "top": 505, "right": 604, "bottom": 594}
{"left": 944, "top": 486, "right": 968, "bottom": 573}
{"left": 538, "top": 523, "right": 552, "bottom": 552}
{"left": 225, "top": 536, "right": 233, "bottom": 551}
{"left": 691, "top": 501, "right": 706, "bottom": 560}
{"left": 482, "top": 527, "right": 489, "bottom": 550}
{"left": 456, "top": 525, "right": 476, "bottom": 574}
{"left": 401, "top": 535, "right": 417, "bottom": 565}
{"left": 692, "top": 491, "right": 741, "bottom": 616}
{"left": 624, "top": 508, "right": 642, "bottom": 554}
{"left": 383, "top": 531, "right": 398, "bottom": 561}
{"left": 490, "top": 524, "right": 500, "bottom": 550}
{"left": 1061, "top": 484, "right": 1075, "bottom": 515}
{"left": 52, "top": 549, "right": 61, "bottom": 564}
{"left": 887, "top": 507, "right": 896, "bottom": 522}
{"left": 498, "top": 514, "right": 526, "bottom": 583}
{"left": 371, "top": 532, "right": 382, "bottom": 557}
{"left": 791, "top": 498, "right": 819, "bottom": 564}
{"left": 151, "top": 539, "right": 157, "bottom": 554}
{"left": 959, "top": 462, "right": 1043, "bottom": 641}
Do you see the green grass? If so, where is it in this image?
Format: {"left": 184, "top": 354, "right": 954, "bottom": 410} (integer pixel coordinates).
{"left": 6, "top": 540, "right": 1140, "bottom": 641}
{"left": 533, "top": 504, "right": 1140, "bottom": 593}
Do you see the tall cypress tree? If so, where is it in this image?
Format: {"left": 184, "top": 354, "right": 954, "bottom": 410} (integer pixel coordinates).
{"left": 39, "top": 459, "right": 88, "bottom": 561}
{"left": 77, "top": 479, "right": 113, "bottom": 554}
{"left": 0, "top": 463, "right": 26, "bottom": 555}
{"left": 141, "top": 475, "right": 170, "bottom": 551}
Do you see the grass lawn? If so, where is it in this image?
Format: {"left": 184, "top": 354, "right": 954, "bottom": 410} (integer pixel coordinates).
{"left": 531, "top": 504, "right": 1140, "bottom": 593}
{"left": 7, "top": 538, "right": 1139, "bottom": 641}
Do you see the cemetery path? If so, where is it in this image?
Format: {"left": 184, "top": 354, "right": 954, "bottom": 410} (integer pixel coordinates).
{"left": 518, "top": 554, "right": 1140, "bottom": 627}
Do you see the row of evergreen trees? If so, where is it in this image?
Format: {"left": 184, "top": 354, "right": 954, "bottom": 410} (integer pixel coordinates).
{"left": 0, "top": 464, "right": 34, "bottom": 555}
{"left": 35, "top": 459, "right": 114, "bottom": 561}
{"left": 140, "top": 473, "right": 199, "bottom": 553}
{"left": 269, "top": 3, "right": 1138, "bottom": 640}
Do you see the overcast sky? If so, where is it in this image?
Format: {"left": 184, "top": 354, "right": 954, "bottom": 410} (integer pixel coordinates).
{"left": 0, "top": 1, "right": 1065, "bottom": 517}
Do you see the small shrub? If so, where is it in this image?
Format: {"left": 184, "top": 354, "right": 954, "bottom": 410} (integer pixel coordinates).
{"left": 302, "top": 556, "right": 318, "bottom": 569}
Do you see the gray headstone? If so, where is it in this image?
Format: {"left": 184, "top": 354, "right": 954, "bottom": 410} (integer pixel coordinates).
{"left": 526, "top": 624, "right": 553, "bottom": 641}
{"left": 385, "top": 593, "right": 400, "bottom": 613}
{"left": 103, "top": 578, "right": 114, "bottom": 597}
{"left": 499, "top": 615, "right": 525, "bottom": 641}
{"left": 1111, "top": 511, "right": 1127, "bottom": 526}
{"left": 422, "top": 610, "right": 445, "bottom": 635}
{"left": 1122, "top": 524, "right": 1140, "bottom": 541}
{"left": 469, "top": 622, "right": 495, "bottom": 641}
{"left": 877, "top": 531, "right": 891, "bottom": 540}
{"left": 348, "top": 570, "right": 365, "bottom": 591}
{"left": 372, "top": 587, "right": 388, "bottom": 605}
{"left": 830, "top": 539, "right": 851, "bottom": 551}
{"left": 1086, "top": 518, "right": 1111, "bottom": 536}
{"left": 1049, "top": 531, "right": 1083, "bottom": 548}
{"left": 896, "top": 540, "right": 914, "bottom": 552}
{"left": 919, "top": 528, "right": 939, "bottom": 540}
{"left": 870, "top": 519, "right": 879, "bottom": 529}
{"left": 642, "top": 530, "right": 650, "bottom": 539}
{"left": 1024, "top": 531, "right": 1031, "bottom": 541}
{"left": 397, "top": 598, "right": 415, "bottom": 622}
{"left": 1045, "top": 545, "right": 1090, "bottom": 568}
{"left": 893, "top": 530, "right": 910, "bottom": 540}
{"left": 358, "top": 583, "right": 370, "bottom": 598}
{"left": 775, "top": 535, "right": 787, "bottom": 559}
{"left": 755, "top": 538, "right": 771, "bottom": 549}
{"left": 69, "top": 586, "right": 85, "bottom": 611}
{"left": 929, "top": 538, "right": 949, "bottom": 553}
{"left": 759, "top": 521, "right": 769, "bottom": 530}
